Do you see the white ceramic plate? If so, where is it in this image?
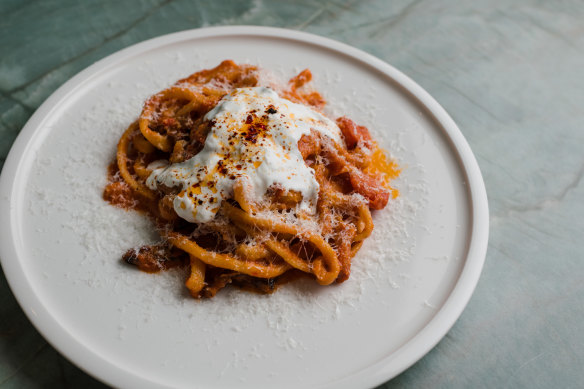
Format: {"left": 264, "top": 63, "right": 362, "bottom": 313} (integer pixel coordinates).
{"left": 0, "top": 27, "right": 488, "bottom": 389}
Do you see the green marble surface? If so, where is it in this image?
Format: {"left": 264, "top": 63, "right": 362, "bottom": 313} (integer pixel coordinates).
{"left": 1, "top": 0, "right": 583, "bottom": 388}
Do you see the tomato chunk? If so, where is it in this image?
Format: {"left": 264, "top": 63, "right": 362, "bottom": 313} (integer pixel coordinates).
{"left": 348, "top": 168, "right": 390, "bottom": 210}
{"left": 336, "top": 116, "right": 372, "bottom": 149}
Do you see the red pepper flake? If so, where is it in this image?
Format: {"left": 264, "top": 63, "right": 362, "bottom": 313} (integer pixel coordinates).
{"left": 244, "top": 123, "right": 266, "bottom": 144}
{"left": 217, "top": 159, "right": 228, "bottom": 175}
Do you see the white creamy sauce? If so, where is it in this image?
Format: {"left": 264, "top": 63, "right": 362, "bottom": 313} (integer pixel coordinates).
{"left": 146, "top": 87, "right": 342, "bottom": 223}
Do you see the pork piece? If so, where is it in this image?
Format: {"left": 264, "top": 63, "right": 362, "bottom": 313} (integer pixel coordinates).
{"left": 122, "top": 245, "right": 186, "bottom": 273}
{"left": 297, "top": 130, "right": 321, "bottom": 159}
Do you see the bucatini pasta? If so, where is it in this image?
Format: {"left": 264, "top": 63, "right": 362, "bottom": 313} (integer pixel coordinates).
{"left": 103, "top": 60, "right": 399, "bottom": 298}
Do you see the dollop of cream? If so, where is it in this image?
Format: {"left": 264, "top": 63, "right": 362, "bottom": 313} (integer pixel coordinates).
{"left": 146, "top": 87, "right": 342, "bottom": 223}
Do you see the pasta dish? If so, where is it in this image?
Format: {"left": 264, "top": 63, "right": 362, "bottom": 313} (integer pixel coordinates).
{"left": 104, "top": 60, "right": 399, "bottom": 298}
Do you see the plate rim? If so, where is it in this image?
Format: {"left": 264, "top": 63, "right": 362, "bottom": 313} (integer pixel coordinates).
{"left": 0, "top": 25, "right": 489, "bottom": 389}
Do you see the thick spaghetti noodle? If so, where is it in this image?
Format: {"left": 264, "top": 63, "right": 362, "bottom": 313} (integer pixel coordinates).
{"left": 104, "top": 60, "right": 399, "bottom": 298}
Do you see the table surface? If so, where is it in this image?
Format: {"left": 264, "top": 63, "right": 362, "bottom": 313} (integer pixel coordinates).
{"left": 1, "top": 1, "right": 583, "bottom": 388}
